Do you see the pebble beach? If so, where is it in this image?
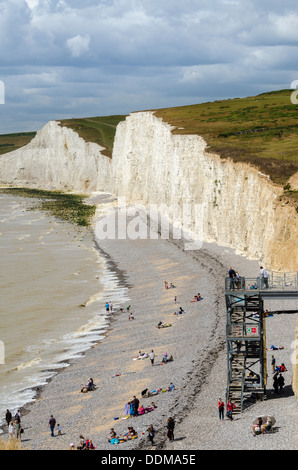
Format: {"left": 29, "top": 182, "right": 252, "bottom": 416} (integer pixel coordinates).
{"left": 2, "top": 196, "right": 297, "bottom": 451}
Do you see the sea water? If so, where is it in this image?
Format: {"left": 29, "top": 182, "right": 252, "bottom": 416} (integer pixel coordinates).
{"left": 0, "top": 193, "right": 128, "bottom": 426}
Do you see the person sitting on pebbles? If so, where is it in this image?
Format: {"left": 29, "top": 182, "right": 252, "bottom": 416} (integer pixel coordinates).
{"left": 121, "top": 427, "right": 138, "bottom": 441}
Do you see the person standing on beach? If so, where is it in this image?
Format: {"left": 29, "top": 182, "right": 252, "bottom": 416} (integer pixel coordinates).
{"left": 226, "top": 400, "right": 237, "bottom": 421}
{"left": 131, "top": 396, "right": 139, "bottom": 416}
{"left": 8, "top": 421, "right": 15, "bottom": 439}
{"left": 105, "top": 302, "right": 109, "bottom": 313}
{"left": 49, "top": 415, "right": 56, "bottom": 437}
{"left": 15, "top": 419, "right": 22, "bottom": 441}
{"left": 278, "top": 373, "right": 285, "bottom": 393}
{"left": 218, "top": 398, "right": 225, "bottom": 420}
{"left": 147, "top": 424, "right": 155, "bottom": 446}
{"left": 150, "top": 350, "right": 155, "bottom": 366}
{"left": 271, "top": 355, "right": 276, "bottom": 373}
{"left": 5, "top": 409, "right": 12, "bottom": 427}
{"left": 166, "top": 417, "right": 175, "bottom": 441}
{"left": 273, "top": 373, "right": 279, "bottom": 394}
{"left": 14, "top": 410, "right": 21, "bottom": 424}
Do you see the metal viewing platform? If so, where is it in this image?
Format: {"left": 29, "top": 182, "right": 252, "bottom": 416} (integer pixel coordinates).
{"left": 225, "top": 272, "right": 298, "bottom": 414}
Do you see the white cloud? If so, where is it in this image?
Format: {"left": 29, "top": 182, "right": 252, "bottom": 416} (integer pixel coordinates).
{"left": 66, "top": 34, "right": 90, "bottom": 58}
{"left": 25, "top": 0, "right": 39, "bottom": 8}
{"left": 0, "top": 0, "right": 298, "bottom": 132}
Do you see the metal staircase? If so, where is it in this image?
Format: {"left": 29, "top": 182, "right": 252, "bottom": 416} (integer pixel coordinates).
{"left": 225, "top": 272, "right": 298, "bottom": 413}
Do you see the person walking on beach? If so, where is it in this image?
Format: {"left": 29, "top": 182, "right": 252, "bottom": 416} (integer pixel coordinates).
{"left": 49, "top": 415, "right": 56, "bottom": 437}
{"left": 14, "top": 410, "right": 21, "bottom": 424}
{"left": 150, "top": 350, "right": 155, "bottom": 366}
{"left": 15, "top": 419, "right": 22, "bottom": 441}
{"left": 105, "top": 302, "right": 109, "bottom": 313}
{"left": 226, "top": 400, "right": 237, "bottom": 421}
{"left": 8, "top": 421, "right": 15, "bottom": 439}
{"left": 5, "top": 409, "right": 12, "bottom": 427}
{"left": 218, "top": 398, "right": 225, "bottom": 420}
{"left": 166, "top": 417, "right": 175, "bottom": 441}
{"left": 147, "top": 424, "right": 155, "bottom": 446}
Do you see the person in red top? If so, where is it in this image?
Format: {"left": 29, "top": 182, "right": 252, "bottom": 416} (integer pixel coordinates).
{"left": 218, "top": 398, "right": 225, "bottom": 420}
{"left": 226, "top": 401, "right": 237, "bottom": 421}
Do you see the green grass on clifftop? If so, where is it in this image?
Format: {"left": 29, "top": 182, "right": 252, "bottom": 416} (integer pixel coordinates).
{"left": 0, "top": 132, "right": 36, "bottom": 155}
{"left": 153, "top": 89, "right": 298, "bottom": 186}
{"left": 1, "top": 90, "right": 297, "bottom": 189}
{"left": 58, "top": 115, "right": 127, "bottom": 158}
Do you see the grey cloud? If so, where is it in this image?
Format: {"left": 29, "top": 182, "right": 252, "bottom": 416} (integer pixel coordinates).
{"left": 0, "top": 0, "right": 297, "bottom": 132}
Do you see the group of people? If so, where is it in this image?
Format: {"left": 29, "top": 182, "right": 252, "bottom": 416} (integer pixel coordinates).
{"left": 228, "top": 267, "right": 242, "bottom": 290}
{"left": 124, "top": 396, "right": 156, "bottom": 418}
{"left": 190, "top": 293, "right": 202, "bottom": 302}
{"left": 149, "top": 350, "right": 173, "bottom": 366}
{"left": 5, "top": 409, "right": 23, "bottom": 441}
{"left": 273, "top": 372, "right": 285, "bottom": 394}
{"left": 228, "top": 266, "right": 270, "bottom": 290}
{"left": 105, "top": 301, "right": 113, "bottom": 313}
{"left": 271, "top": 355, "right": 287, "bottom": 374}
{"left": 75, "top": 435, "right": 96, "bottom": 450}
{"left": 218, "top": 398, "right": 237, "bottom": 421}
{"left": 108, "top": 426, "right": 138, "bottom": 444}
{"left": 252, "top": 417, "right": 273, "bottom": 436}
{"left": 164, "top": 281, "right": 175, "bottom": 289}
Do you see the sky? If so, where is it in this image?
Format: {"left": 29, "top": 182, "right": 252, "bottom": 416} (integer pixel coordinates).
{"left": 0, "top": 0, "right": 298, "bottom": 133}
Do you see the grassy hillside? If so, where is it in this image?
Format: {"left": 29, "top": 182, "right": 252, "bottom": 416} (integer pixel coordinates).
{"left": 153, "top": 89, "right": 298, "bottom": 187}
{"left": 1, "top": 90, "right": 297, "bottom": 193}
{"left": 58, "top": 115, "right": 127, "bottom": 158}
{"left": 0, "top": 131, "right": 36, "bottom": 155}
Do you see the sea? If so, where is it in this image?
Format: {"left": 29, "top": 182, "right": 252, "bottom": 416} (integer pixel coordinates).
{"left": 0, "top": 193, "right": 128, "bottom": 428}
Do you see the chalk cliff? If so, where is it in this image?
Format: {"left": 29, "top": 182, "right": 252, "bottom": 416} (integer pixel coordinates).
{"left": 0, "top": 120, "right": 111, "bottom": 192}
{"left": 0, "top": 112, "right": 297, "bottom": 271}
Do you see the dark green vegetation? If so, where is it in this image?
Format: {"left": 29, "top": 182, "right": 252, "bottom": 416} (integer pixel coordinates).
{"left": 0, "top": 132, "right": 36, "bottom": 155}
{"left": 0, "top": 188, "right": 96, "bottom": 227}
{"left": 153, "top": 89, "right": 298, "bottom": 187}
{"left": 58, "top": 115, "right": 127, "bottom": 158}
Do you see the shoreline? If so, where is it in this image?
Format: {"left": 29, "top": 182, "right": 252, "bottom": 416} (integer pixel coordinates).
{"left": 0, "top": 193, "right": 129, "bottom": 432}
{"left": 2, "top": 196, "right": 297, "bottom": 450}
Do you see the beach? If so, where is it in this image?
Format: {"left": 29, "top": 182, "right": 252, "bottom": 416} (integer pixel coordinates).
{"left": 3, "top": 196, "right": 297, "bottom": 451}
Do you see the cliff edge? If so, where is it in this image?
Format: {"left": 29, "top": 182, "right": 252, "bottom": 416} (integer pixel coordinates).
{"left": 0, "top": 112, "right": 297, "bottom": 272}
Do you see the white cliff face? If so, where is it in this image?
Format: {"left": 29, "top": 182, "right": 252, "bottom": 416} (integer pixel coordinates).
{"left": 0, "top": 121, "right": 111, "bottom": 192}
{"left": 111, "top": 112, "right": 298, "bottom": 271}
{"left": 0, "top": 112, "right": 297, "bottom": 270}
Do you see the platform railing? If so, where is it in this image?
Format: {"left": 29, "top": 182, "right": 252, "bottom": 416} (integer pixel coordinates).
{"left": 225, "top": 272, "right": 298, "bottom": 292}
